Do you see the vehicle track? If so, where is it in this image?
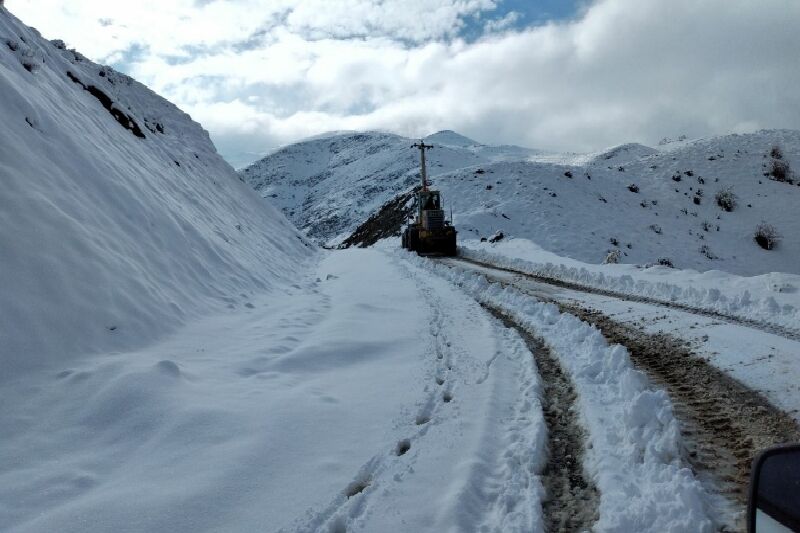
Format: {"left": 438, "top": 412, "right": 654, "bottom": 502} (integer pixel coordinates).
{"left": 484, "top": 304, "right": 600, "bottom": 533}
{"left": 556, "top": 303, "right": 800, "bottom": 530}
{"left": 451, "top": 256, "right": 800, "bottom": 342}
{"left": 455, "top": 261, "right": 800, "bottom": 531}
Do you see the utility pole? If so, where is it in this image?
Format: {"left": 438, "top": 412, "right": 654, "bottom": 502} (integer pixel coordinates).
{"left": 412, "top": 141, "right": 433, "bottom": 191}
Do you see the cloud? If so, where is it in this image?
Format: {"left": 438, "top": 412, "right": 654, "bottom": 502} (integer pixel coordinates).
{"left": 9, "top": 0, "right": 800, "bottom": 167}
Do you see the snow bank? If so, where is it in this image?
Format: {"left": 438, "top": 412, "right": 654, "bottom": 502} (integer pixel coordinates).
{"left": 0, "top": 8, "right": 314, "bottom": 378}
{"left": 461, "top": 238, "right": 800, "bottom": 335}
{"left": 403, "top": 249, "right": 717, "bottom": 532}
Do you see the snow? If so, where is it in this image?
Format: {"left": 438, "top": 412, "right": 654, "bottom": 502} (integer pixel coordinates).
{"left": 0, "top": 248, "right": 550, "bottom": 532}
{"left": 448, "top": 254, "right": 800, "bottom": 424}
{"left": 2, "top": 6, "right": 795, "bottom": 532}
{"left": 244, "top": 127, "right": 800, "bottom": 277}
{"left": 403, "top": 248, "right": 720, "bottom": 531}
{"left": 460, "top": 238, "right": 800, "bottom": 334}
{"left": 0, "top": 7, "right": 313, "bottom": 379}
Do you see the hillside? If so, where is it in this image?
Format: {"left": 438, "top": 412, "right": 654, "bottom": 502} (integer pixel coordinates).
{"left": 242, "top": 129, "right": 800, "bottom": 276}
{"left": 0, "top": 8, "right": 313, "bottom": 377}
{"left": 240, "top": 130, "right": 540, "bottom": 243}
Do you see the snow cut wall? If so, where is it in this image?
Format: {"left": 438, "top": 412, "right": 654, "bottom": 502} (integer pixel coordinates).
{"left": 0, "top": 7, "right": 314, "bottom": 378}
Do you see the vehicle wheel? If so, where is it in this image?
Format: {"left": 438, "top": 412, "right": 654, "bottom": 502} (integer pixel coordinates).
{"left": 446, "top": 235, "right": 457, "bottom": 256}
{"left": 407, "top": 228, "right": 419, "bottom": 252}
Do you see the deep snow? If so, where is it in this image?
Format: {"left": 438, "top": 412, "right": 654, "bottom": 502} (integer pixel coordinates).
{"left": 0, "top": 249, "right": 550, "bottom": 532}
{"left": 0, "top": 7, "right": 313, "bottom": 378}
{"left": 2, "top": 247, "right": 727, "bottom": 532}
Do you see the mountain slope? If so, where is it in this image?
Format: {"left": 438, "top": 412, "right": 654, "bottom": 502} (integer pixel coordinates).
{"left": 241, "top": 130, "right": 538, "bottom": 244}
{"left": 243, "top": 128, "right": 800, "bottom": 276}
{"left": 0, "top": 7, "right": 314, "bottom": 377}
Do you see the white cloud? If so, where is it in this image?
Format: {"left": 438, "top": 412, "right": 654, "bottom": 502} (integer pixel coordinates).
{"left": 8, "top": 0, "right": 800, "bottom": 166}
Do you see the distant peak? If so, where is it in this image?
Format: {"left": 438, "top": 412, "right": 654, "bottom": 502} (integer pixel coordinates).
{"left": 424, "top": 130, "right": 481, "bottom": 148}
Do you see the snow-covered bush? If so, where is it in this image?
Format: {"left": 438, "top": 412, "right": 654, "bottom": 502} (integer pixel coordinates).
{"left": 699, "top": 244, "right": 716, "bottom": 260}
{"left": 769, "top": 159, "right": 793, "bottom": 183}
{"left": 627, "top": 183, "right": 639, "bottom": 193}
{"left": 767, "top": 144, "right": 793, "bottom": 183}
{"left": 649, "top": 224, "right": 662, "bottom": 234}
{"left": 755, "top": 222, "right": 781, "bottom": 250}
{"left": 488, "top": 231, "right": 505, "bottom": 243}
{"left": 604, "top": 249, "right": 621, "bottom": 264}
{"left": 714, "top": 187, "right": 738, "bottom": 211}
{"left": 657, "top": 257, "right": 674, "bottom": 268}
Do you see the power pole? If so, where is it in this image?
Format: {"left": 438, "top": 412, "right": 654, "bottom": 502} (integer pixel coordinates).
{"left": 412, "top": 141, "right": 433, "bottom": 191}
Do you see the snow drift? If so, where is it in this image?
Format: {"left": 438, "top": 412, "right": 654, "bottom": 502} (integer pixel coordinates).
{"left": 0, "top": 7, "right": 313, "bottom": 378}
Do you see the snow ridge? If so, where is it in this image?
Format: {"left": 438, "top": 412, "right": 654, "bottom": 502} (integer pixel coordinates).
{"left": 0, "top": 8, "right": 314, "bottom": 378}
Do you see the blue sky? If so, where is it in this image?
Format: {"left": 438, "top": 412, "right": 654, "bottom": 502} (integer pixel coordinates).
{"left": 10, "top": 0, "right": 800, "bottom": 168}
{"left": 461, "top": 0, "right": 584, "bottom": 39}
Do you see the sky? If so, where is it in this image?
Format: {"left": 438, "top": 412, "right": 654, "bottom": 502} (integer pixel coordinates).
{"left": 8, "top": 0, "right": 800, "bottom": 168}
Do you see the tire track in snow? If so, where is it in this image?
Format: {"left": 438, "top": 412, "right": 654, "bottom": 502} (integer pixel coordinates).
{"left": 550, "top": 303, "right": 800, "bottom": 532}
{"left": 451, "top": 260, "right": 800, "bottom": 531}
{"left": 450, "top": 257, "right": 800, "bottom": 342}
{"left": 483, "top": 305, "right": 600, "bottom": 533}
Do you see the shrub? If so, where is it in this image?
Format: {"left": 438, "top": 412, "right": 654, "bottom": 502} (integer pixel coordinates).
{"left": 657, "top": 257, "right": 674, "bottom": 268}
{"left": 754, "top": 222, "right": 781, "bottom": 250}
{"left": 604, "top": 249, "right": 621, "bottom": 264}
{"left": 628, "top": 183, "right": 639, "bottom": 193}
{"left": 649, "top": 224, "right": 662, "bottom": 234}
{"left": 769, "top": 159, "right": 793, "bottom": 183}
{"left": 770, "top": 145, "right": 784, "bottom": 160}
{"left": 714, "top": 187, "right": 737, "bottom": 211}
{"left": 700, "top": 244, "right": 716, "bottom": 260}
{"left": 488, "top": 231, "right": 504, "bottom": 243}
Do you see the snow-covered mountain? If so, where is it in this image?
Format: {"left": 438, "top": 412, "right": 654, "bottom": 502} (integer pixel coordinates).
{"left": 240, "top": 130, "right": 542, "bottom": 243}
{"left": 0, "top": 8, "right": 313, "bottom": 377}
{"left": 242, "top": 129, "right": 800, "bottom": 276}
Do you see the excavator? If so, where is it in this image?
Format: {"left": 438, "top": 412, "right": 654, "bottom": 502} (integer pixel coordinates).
{"left": 401, "top": 141, "right": 457, "bottom": 256}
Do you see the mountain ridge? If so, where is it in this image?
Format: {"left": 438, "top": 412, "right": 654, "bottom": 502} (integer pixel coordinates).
{"left": 241, "top": 128, "right": 800, "bottom": 276}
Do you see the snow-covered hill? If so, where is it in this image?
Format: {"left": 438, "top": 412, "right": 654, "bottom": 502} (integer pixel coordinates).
{"left": 242, "top": 128, "right": 800, "bottom": 276}
{"left": 0, "top": 8, "right": 313, "bottom": 377}
{"left": 240, "top": 130, "right": 540, "bottom": 243}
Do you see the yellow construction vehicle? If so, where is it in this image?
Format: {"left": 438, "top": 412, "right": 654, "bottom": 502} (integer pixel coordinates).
{"left": 401, "top": 141, "right": 457, "bottom": 256}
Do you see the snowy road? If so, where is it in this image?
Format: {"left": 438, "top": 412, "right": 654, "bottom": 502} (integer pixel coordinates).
{"left": 436, "top": 254, "right": 800, "bottom": 530}
{"left": 6, "top": 247, "right": 791, "bottom": 531}
{"left": 441, "top": 256, "right": 800, "bottom": 423}
{"left": 1, "top": 249, "right": 546, "bottom": 532}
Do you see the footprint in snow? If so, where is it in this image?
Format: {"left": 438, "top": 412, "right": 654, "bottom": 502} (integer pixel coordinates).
{"left": 395, "top": 439, "right": 411, "bottom": 456}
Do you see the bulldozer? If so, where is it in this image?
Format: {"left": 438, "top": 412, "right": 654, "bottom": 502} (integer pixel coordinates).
{"left": 401, "top": 141, "right": 457, "bottom": 256}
